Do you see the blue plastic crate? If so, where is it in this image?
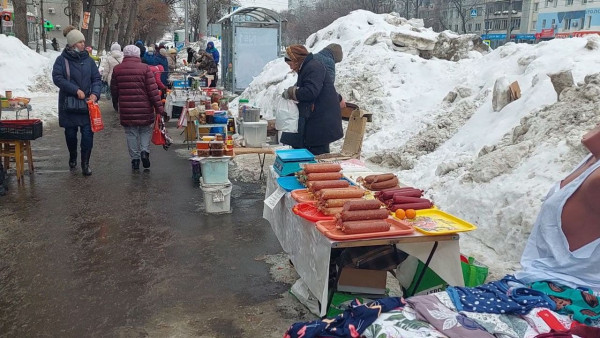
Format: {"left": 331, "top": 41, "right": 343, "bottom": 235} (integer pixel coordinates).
{"left": 172, "top": 80, "right": 188, "bottom": 88}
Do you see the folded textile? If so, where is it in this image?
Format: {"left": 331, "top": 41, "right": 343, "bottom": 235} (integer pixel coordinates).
{"left": 531, "top": 281, "right": 600, "bottom": 325}
{"left": 446, "top": 275, "right": 555, "bottom": 315}
{"left": 362, "top": 308, "right": 447, "bottom": 338}
{"left": 284, "top": 297, "right": 403, "bottom": 338}
{"left": 407, "top": 294, "right": 495, "bottom": 338}
{"left": 522, "top": 308, "right": 575, "bottom": 338}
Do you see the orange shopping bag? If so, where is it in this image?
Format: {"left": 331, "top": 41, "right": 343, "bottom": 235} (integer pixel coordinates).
{"left": 88, "top": 100, "right": 104, "bottom": 132}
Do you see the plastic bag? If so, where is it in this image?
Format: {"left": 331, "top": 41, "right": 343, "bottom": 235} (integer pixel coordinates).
{"left": 87, "top": 101, "right": 104, "bottom": 132}
{"left": 461, "top": 255, "right": 489, "bottom": 287}
{"left": 152, "top": 114, "right": 166, "bottom": 145}
{"left": 275, "top": 96, "right": 299, "bottom": 133}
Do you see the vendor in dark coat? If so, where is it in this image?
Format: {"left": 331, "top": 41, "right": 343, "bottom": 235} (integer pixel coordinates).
{"left": 280, "top": 45, "right": 343, "bottom": 155}
{"left": 52, "top": 25, "right": 102, "bottom": 176}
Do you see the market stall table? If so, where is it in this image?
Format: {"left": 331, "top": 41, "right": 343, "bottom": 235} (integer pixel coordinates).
{"left": 233, "top": 147, "right": 275, "bottom": 180}
{"left": 263, "top": 166, "right": 464, "bottom": 317}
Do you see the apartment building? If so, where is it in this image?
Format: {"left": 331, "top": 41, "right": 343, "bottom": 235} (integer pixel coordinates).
{"left": 535, "top": 0, "right": 600, "bottom": 39}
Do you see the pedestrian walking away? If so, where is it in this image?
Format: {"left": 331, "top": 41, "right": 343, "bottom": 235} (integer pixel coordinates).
{"left": 100, "top": 42, "right": 123, "bottom": 101}
{"left": 51, "top": 25, "right": 102, "bottom": 176}
{"left": 110, "top": 45, "right": 165, "bottom": 171}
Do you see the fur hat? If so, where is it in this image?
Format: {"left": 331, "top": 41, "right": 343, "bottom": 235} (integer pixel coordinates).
{"left": 123, "top": 45, "right": 141, "bottom": 58}
{"left": 147, "top": 46, "right": 155, "bottom": 54}
{"left": 64, "top": 25, "right": 85, "bottom": 47}
{"left": 169, "top": 48, "right": 177, "bottom": 54}
{"left": 325, "top": 43, "right": 343, "bottom": 63}
{"left": 285, "top": 45, "right": 309, "bottom": 63}
{"left": 159, "top": 48, "right": 168, "bottom": 57}
{"left": 110, "top": 42, "right": 121, "bottom": 52}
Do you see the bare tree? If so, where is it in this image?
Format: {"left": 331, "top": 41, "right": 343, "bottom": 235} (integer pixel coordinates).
{"left": 69, "top": 0, "right": 83, "bottom": 28}
{"left": 13, "top": 0, "right": 29, "bottom": 45}
{"left": 445, "top": 0, "right": 486, "bottom": 33}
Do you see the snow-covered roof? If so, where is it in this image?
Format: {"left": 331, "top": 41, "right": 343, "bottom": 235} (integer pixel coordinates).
{"left": 217, "top": 6, "right": 283, "bottom": 24}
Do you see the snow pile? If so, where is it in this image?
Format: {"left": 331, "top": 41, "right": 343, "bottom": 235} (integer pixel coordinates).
{"left": 0, "top": 34, "right": 60, "bottom": 122}
{"left": 238, "top": 9, "right": 600, "bottom": 272}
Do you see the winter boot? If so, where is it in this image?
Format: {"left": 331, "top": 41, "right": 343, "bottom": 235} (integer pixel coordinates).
{"left": 69, "top": 152, "right": 77, "bottom": 169}
{"left": 132, "top": 159, "right": 140, "bottom": 171}
{"left": 81, "top": 150, "right": 92, "bottom": 176}
{"left": 67, "top": 138, "right": 78, "bottom": 170}
{"left": 141, "top": 151, "right": 150, "bottom": 169}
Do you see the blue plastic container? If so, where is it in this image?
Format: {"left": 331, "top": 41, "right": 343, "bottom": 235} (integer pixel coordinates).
{"left": 199, "top": 157, "right": 230, "bottom": 184}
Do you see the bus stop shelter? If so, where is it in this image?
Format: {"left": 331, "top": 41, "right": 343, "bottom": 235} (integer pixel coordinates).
{"left": 218, "top": 7, "right": 284, "bottom": 93}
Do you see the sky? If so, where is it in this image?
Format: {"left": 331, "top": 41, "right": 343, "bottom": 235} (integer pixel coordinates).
{"left": 238, "top": 0, "right": 288, "bottom": 11}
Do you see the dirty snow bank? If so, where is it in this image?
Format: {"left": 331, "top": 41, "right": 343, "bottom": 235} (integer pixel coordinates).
{"left": 236, "top": 8, "right": 600, "bottom": 274}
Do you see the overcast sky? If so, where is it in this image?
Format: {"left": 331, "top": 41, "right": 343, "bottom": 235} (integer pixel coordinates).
{"left": 238, "top": 0, "right": 288, "bottom": 11}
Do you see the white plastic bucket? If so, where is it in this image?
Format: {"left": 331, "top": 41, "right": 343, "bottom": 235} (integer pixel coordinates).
{"left": 201, "top": 179, "right": 232, "bottom": 214}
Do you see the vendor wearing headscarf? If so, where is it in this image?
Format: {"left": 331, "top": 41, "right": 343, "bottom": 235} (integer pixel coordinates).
{"left": 280, "top": 44, "right": 343, "bottom": 155}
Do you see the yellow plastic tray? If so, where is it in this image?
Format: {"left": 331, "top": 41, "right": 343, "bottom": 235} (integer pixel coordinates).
{"left": 406, "top": 209, "right": 477, "bottom": 235}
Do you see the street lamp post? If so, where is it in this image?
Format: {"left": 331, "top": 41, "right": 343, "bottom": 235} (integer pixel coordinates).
{"left": 505, "top": 0, "right": 513, "bottom": 42}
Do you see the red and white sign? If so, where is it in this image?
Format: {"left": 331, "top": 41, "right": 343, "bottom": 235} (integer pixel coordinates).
{"left": 82, "top": 11, "right": 90, "bottom": 29}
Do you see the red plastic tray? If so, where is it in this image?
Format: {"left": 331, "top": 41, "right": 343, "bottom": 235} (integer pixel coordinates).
{"left": 291, "top": 189, "right": 316, "bottom": 203}
{"left": 315, "top": 217, "right": 414, "bottom": 240}
{"left": 292, "top": 202, "right": 335, "bottom": 222}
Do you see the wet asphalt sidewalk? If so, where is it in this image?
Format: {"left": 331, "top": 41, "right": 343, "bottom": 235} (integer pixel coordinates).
{"left": 0, "top": 100, "right": 311, "bottom": 337}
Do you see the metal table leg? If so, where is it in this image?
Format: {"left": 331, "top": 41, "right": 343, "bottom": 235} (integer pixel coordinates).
{"left": 258, "top": 153, "right": 267, "bottom": 180}
{"left": 407, "top": 241, "right": 439, "bottom": 297}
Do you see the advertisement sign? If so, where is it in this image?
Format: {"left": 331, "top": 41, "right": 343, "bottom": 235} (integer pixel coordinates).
{"left": 82, "top": 11, "right": 90, "bottom": 29}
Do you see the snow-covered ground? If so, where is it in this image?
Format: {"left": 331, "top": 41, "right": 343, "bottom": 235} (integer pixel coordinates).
{"left": 238, "top": 10, "right": 600, "bottom": 276}
{"left": 2, "top": 8, "right": 600, "bottom": 279}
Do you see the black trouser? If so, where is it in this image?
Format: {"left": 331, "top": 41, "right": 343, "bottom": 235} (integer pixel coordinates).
{"left": 306, "top": 144, "right": 330, "bottom": 155}
{"left": 209, "top": 73, "right": 218, "bottom": 87}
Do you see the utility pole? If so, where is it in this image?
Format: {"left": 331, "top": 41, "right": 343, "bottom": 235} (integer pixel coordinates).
{"left": 200, "top": 0, "right": 207, "bottom": 43}
{"left": 40, "top": 0, "right": 47, "bottom": 52}
{"left": 184, "top": 0, "right": 188, "bottom": 44}
{"left": 505, "top": 0, "right": 512, "bottom": 43}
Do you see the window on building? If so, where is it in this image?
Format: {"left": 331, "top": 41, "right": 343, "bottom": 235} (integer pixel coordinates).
{"left": 534, "top": 2, "right": 539, "bottom": 11}
{"left": 554, "top": 0, "right": 558, "bottom": 7}
{"left": 532, "top": 20, "right": 537, "bottom": 29}
{"left": 545, "top": 0, "right": 549, "bottom": 7}
{"left": 566, "top": 0, "right": 573, "bottom": 5}
{"left": 588, "top": 15, "right": 592, "bottom": 28}
{"left": 477, "top": 7, "right": 483, "bottom": 16}
{"left": 501, "top": 19, "right": 508, "bottom": 29}
{"left": 512, "top": 18, "right": 521, "bottom": 29}
{"left": 468, "top": 23, "right": 472, "bottom": 31}
{"left": 551, "top": 18, "right": 556, "bottom": 28}
{"left": 475, "top": 23, "right": 482, "bottom": 31}
{"left": 564, "top": 18, "right": 571, "bottom": 30}
{"left": 542, "top": 19, "right": 547, "bottom": 28}
{"left": 580, "top": 17, "right": 585, "bottom": 29}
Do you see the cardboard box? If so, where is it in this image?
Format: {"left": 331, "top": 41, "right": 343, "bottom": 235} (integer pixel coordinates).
{"left": 317, "top": 109, "right": 368, "bottom": 161}
{"left": 337, "top": 267, "right": 387, "bottom": 295}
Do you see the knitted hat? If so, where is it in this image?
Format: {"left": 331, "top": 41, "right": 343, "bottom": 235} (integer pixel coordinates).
{"left": 123, "top": 45, "right": 141, "bottom": 58}
{"left": 325, "top": 43, "right": 343, "bottom": 63}
{"left": 110, "top": 42, "right": 121, "bottom": 52}
{"left": 159, "top": 48, "right": 168, "bottom": 56}
{"left": 65, "top": 27, "right": 85, "bottom": 47}
{"left": 285, "top": 45, "right": 309, "bottom": 63}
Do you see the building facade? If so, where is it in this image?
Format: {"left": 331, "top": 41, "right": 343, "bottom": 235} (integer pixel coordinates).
{"left": 535, "top": 0, "right": 600, "bottom": 39}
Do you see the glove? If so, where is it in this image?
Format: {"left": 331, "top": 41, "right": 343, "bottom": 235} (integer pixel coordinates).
{"left": 281, "top": 86, "right": 296, "bottom": 101}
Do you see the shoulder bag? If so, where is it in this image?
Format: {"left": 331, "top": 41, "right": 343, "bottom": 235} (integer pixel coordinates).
{"left": 63, "top": 58, "right": 89, "bottom": 114}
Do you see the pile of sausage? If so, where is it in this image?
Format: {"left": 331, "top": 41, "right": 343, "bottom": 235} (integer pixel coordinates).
{"left": 335, "top": 200, "right": 391, "bottom": 234}
{"left": 358, "top": 173, "right": 399, "bottom": 191}
{"left": 315, "top": 188, "right": 366, "bottom": 216}
{"left": 375, "top": 187, "right": 434, "bottom": 212}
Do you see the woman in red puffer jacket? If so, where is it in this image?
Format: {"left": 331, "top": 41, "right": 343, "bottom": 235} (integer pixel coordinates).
{"left": 110, "top": 45, "right": 165, "bottom": 171}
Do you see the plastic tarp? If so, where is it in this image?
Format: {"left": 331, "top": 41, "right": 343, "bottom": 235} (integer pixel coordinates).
{"left": 263, "top": 167, "right": 465, "bottom": 316}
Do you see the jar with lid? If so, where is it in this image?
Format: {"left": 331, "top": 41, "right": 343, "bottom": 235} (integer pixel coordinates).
{"left": 209, "top": 141, "right": 225, "bottom": 157}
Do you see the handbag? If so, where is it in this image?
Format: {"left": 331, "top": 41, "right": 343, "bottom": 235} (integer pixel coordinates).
{"left": 152, "top": 114, "right": 166, "bottom": 146}
{"left": 63, "top": 58, "right": 89, "bottom": 114}
{"left": 87, "top": 100, "right": 104, "bottom": 132}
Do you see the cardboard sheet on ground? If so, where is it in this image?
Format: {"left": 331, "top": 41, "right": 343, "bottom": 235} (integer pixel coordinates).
{"left": 263, "top": 167, "right": 464, "bottom": 316}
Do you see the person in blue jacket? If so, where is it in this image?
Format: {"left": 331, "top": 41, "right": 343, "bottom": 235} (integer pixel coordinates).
{"left": 142, "top": 46, "right": 156, "bottom": 64}
{"left": 135, "top": 40, "right": 146, "bottom": 59}
{"left": 52, "top": 26, "right": 102, "bottom": 176}
{"left": 206, "top": 41, "right": 219, "bottom": 66}
{"left": 155, "top": 49, "right": 170, "bottom": 87}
